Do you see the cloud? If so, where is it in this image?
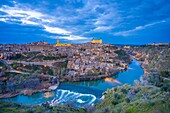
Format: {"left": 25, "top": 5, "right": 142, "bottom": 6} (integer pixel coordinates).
{"left": 114, "top": 20, "right": 166, "bottom": 36}
{"left": 0, "top": 1, "right": 85, "bottom": 41}
{"left": 93, "top": 26, "right": 113, "bottom": 32}
{"left": 0, "top": 3, "right": 52, "bottom": 26}
{"left": 74, "top": 1, "right": 121, "bottom": 35}
{"left": 0, "top": 0, "right": 169, "bottom": 43}
{"left": 0, "top": 18, "right": 7, "bottom": 22}
{"left": 0, "top": 5, "right": 45, "bottom": 19}
{"left": 0, "top": 0, "right": 121, "bottom": 38}
{"left": 59, "top": 35, "right": 88, "bottom": 40}
{"left": 48, "top": 35, "right": 90, "bottom": 43}
{"left": 21, "top": 19, "right": 39, "bottom": 25}
{"left": 43, "top": 25, "right": 71, "bottom": 35}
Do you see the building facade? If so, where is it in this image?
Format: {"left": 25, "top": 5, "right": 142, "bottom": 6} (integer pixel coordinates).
{"left": 56, "top": 39, "right": 72, "bottom": 47}
{"left": 92, "top": 38, "right": 102, "bottom": 44}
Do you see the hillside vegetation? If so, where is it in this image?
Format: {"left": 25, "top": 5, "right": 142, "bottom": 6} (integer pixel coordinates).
{"left": 94, "top": 85, "right": 170, "bottom": 113}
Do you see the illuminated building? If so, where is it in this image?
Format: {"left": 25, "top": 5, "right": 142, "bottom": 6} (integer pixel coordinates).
{"left": 123, "top": 46, "right": 130, "bottom": 49}
{"left": 56, "top": 38, "right": 72, "bottom": 47}
{"left": 91, "top": 38, "right": 102, "bottom": 44}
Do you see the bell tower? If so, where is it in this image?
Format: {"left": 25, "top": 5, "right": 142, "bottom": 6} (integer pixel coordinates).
{"left": 56, "top": 37, "right": 60, "bottom": 44}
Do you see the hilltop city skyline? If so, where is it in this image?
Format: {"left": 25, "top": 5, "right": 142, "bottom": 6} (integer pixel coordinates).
{"left": 0, "top": 0, "right": 170, "bottom": 44}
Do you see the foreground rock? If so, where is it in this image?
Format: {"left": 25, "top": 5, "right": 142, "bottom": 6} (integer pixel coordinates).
{"left": 0, "top": 74, "right": 59, "bottom": 98}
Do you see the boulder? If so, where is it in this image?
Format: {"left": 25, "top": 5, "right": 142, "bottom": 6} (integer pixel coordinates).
{"left": 23, "top": 90, "right": 33, "bottom": 96}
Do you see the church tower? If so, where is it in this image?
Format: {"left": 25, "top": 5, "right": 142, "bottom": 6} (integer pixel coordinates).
{"left": 56, "top": 37, "right": 72, "bottom": 47}
{"left": 57, "top": 37, "right": 60, "bottom": 44}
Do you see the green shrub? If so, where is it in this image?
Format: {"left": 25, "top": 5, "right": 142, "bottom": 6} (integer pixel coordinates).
{"left": 112, "top": 99, "right": 119, "bottom": 105}
{"left": 125, "top": 97, "right": 130, "bottom": 103}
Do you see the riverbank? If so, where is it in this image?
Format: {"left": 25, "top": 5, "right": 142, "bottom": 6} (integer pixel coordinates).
{"left": 0, "top": 63, "right": 127, "bottom": 99}
{"left": 129, "top": 44, "right": 170, "bottom": 88}
{"left": 0, "top": 70, "right": 122, "bottom": 99}
{"left": 133, "top": 56, "right": 157, "bottom": 86}
{"left": 0, "top": 82, "right": 59, "bottom": 99}
{"left": 58, "top": 70, "right": 119, "bottom": 82}
{"left": 129, "top": 55, "right": 149, "bottom": 86}
{"left": 0, "top": 71, "right": 119, "bottom": 99}
{"left": 0, "top": 74, "right": 60, "bottom": 99}
{"left": 57, "top": 58, "right": 132, "bottom": 82}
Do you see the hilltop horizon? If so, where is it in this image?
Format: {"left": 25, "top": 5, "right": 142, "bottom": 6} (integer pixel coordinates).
{"left": 0, "top": 40, "right": 169, "bottom": 46}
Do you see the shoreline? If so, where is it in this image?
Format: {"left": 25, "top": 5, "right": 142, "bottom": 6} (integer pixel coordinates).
{"left": 0, "top": 60, "right": 131, "bottom": 99}
{"left": 0, "top": 72, "right": 119, "bottom": 99}
{"left": 0, "top": 82, "right": 59, "bottom": 99}
{"left": 133, "top": 57, "right": 151, "bottom": 86}
{"left": 58, "top": 58, "right": 132, "bottom": 82}
{"left": 0, "top": 70, "right": 121, "bottom": 99}
{"left": 101, "top": 58, "right": 147, "bottom": 101}
{"left": 58, "top": 71, "right": 119, "bottom": 82}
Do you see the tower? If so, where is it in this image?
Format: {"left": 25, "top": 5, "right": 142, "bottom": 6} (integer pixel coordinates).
{"left": 56, "top": 37, "right": 72, "bottom": 47}
{"left": 57, "top": 37, "right": 60, "bottom": 44}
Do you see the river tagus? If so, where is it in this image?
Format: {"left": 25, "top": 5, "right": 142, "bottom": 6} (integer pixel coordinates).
{"left": 2, "top": 58, "right": 144, "bottom": 108}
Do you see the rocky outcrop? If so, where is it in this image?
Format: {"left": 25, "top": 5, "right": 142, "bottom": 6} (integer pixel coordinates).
{"left": 0, "top": 74, "right": 59, "bottom": 98}
{"left": 23, "top": 90, "right": 33, "bottom": 96}
{"left": 129, "top": 44, "right": 170, "bottom": 92}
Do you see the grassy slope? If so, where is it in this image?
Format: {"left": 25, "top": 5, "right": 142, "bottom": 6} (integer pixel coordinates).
{"left": 94, "top": 85, "right": 170, "bottom": 113}
{"left": 0, "top": 102, "right": 86, "bottom": 113}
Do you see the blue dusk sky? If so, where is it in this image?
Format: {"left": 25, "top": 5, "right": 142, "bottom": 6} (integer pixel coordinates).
{"left": 0, "top": 0, "right": 170, "bottom": 44}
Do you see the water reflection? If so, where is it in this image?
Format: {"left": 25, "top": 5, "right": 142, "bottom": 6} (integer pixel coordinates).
{"left": 104, "top": 78, "right": 122, "bottom": 84}
{"left": 64, "top": 77, "right": 108, "bottom": 87}
{"left": 44, "top": 92, "right": 54, "bottom": 98}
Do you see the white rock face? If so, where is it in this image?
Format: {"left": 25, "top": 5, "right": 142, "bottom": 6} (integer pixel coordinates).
{"left": 49, "top": 85, "right": 58, "bottom": 90}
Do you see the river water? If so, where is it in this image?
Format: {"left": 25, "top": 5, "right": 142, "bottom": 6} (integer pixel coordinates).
{"left": 1, "top": 58, "right": 144, "bottom": 108}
